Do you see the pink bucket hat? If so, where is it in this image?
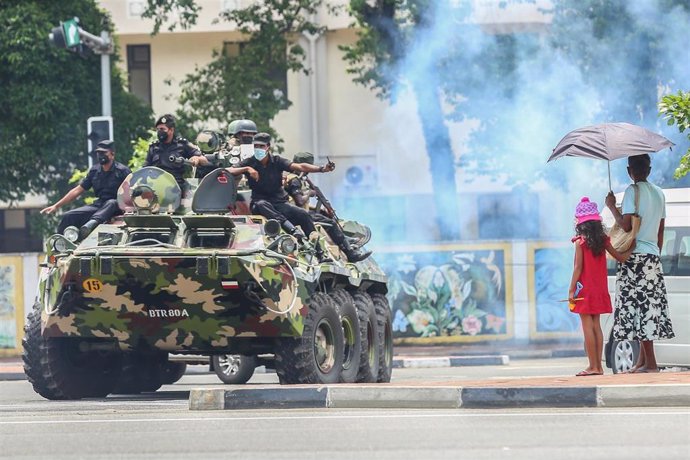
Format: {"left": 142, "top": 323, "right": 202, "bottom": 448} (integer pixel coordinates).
{"left": 575, "top": 197, "right": 602, "bottom": 225}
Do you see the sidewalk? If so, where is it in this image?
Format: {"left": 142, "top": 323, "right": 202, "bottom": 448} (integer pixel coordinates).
{"left": 6, "top": 349, "right": 690, "bottom": 409}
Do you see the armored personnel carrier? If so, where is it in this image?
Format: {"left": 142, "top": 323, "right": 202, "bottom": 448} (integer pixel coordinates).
{"left": 23, "top": 158, "right": 392, "bottom": 399}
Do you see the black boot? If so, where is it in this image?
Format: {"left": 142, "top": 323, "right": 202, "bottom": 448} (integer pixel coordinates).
{"left": 282, "top": 221, "right": 305, "bottom": 240}
{"left": 341, "top": 240, "right": 372, "bottom": 263}
{"left": 79, "top": 219, "right": 99, "bottom": 240}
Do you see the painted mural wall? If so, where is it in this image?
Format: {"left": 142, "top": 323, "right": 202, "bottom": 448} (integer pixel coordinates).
{"left": 0, "top": 256, "right": 24, "bottom": 356}
{"left": 377, "top": 243, "right": 514, "bottom": 344}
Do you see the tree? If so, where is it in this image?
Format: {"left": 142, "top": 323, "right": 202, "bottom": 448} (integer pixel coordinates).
{"left": 659, "top": 90, "right": 690, "bottom": 179}
{"left": 0, "top": 0, "right": 151, "bottom": 205}
{"left": 141, "top": 0, "right": 325, "bottom": 145}
{"left": 340, "top": 0, "right": 462, "bottom": 240}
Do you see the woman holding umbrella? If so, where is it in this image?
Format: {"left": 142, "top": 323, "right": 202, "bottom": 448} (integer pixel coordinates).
{"left": 605, "top": 154, "right": 675, "bottom": 373}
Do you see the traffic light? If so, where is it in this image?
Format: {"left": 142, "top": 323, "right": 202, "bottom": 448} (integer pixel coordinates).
{"left": 48, "top": 26, "right": 67, "bottom": 48}
{"left": 48, "top": 18, "right": 81, "bottom": 49}
{"left": 87, "top": 116, "right": 113, "bottom": 158}
{"left": 48, "top": 18, "right": 91, "bottom": 58}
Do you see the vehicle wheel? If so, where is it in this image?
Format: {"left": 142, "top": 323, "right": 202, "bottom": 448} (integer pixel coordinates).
{"left": 330, "top": 289, "right": 362, "bottom": 383}
{"left": 352, "top": 291, "right": 379, "bottom": 383}
{"left": 22, "top": 302, "right": 122, "bottom": 400}
{"left": 275, "top": 292, "right": 344, "bottom": 384}
{"left": 371, "top": 294, "right": 394, "bottom": 383}
{"left": 113, "top": 354, "right": 165, "bottom": 394}
{"left": 610, "top": 339, "right": 640, "bottom": 374}
{"left": 212, "top": 354, "right": 256, "bottom": 384}
{"left": 159, "top": 361, "right": 187, "bottom": 385}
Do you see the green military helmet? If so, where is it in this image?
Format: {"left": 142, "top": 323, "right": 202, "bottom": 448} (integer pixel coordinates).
{"left": 293, "top": 151, "right": 314, "bottom": 165}
{"left": 196, "top": 130, "right": 224, "bottom": 153}
{"left": 227, "top": 120, "right": 240, "bottom": 137}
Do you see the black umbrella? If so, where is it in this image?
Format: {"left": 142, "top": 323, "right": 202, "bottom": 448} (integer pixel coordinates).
{"left": 548, "top": 122, "right": 674, "bottom": 189}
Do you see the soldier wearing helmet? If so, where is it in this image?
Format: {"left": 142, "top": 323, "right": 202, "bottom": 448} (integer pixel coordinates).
{"left": 226, "top": 119, "right": 258, "bottom": 161}
{"left": 145, "top": 114, "right": 209, "bottom": 186}
{"left": 41, "top": 140, "right": 131, "bottom": 239}
{"left": 284, "top": 151, "right": 371, "bottom": 262}
{"left": 227, "top": 133, "right": 334, "bottom": 239}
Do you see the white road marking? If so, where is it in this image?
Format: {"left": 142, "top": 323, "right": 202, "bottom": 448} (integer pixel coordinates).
{"left": 1, "top": 410, "right": 688, "bottom": 425}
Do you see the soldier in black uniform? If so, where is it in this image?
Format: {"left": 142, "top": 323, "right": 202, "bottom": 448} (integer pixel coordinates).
{"left": 41, "top": 140, "right": 131, "bottom": 238}
{"left": 227, "top": 133, "right": 334, "bottom": 239}
{"left": 144, "top": 114, "right": 209, "bottom": 186}
{"left": 285, "top": 151, "right": 371, "bottom": 262}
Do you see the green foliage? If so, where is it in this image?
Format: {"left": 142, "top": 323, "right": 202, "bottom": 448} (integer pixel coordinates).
{"left": 659, "top": 91, "right": 690, "bottom": 179}
{"left": 130, "top": 131, "right": 157, "bottom": 170}
{"left": 0, "top": 0, "right": 151, "bottom": 205}
{"left": 142, "top": 0, "right": 324, "bottom": 151}
{"left": 141, "top": 0, "right": 201, "bottom": 35}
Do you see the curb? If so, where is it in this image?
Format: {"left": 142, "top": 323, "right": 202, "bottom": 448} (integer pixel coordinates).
{"left": 189, "top": 384, "right": 690, "bottom": 410}
{"left": 393, "top": 355, "right": 509, "bottom": 368}
{"left": 0, "top": 372, "right": 25, "bottom": 381}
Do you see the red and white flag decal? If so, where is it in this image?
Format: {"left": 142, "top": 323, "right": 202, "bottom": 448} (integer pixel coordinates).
{"left": 221, "top": 280, "right": 239, "bottom": 290}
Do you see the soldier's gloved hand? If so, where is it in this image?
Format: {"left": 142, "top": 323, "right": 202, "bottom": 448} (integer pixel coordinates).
{"left": 320, "top": 162, "right": 335, "bottom": 173}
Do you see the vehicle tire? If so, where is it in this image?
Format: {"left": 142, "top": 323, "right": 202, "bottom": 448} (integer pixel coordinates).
{"left": 113, "top": 354, "right": 165, "bottom": 394}
{"left": 352, "top": 291, "right": 379, "bottom": 383}
{"left": 212, "top": 354, "right": 256, "bottom": 384}
{"left": 159, "top": 361, "right": 187, "bottom": 385}
{"left": 22, "top": 302, "right": 122, "bottom": 400}
{"left": 609, "top": 338, "right": 640, "bottom": 374}
{"left": 330, "top": 289, "right": 362, "bottom": 383}
{"left": 275, "top": 292, "right": 344, "bottom": 384}
{"left": 371, "top": 293, "right": 394, "bottom": 383}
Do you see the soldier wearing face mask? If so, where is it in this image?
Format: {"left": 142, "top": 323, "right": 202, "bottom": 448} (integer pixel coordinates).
{"left": 227, "top": 132, "right": 335, "bottom": 238}
{"left": 144, "top": 114, "right": 209, "bottom": 186}
{"left": 41, "top": 140, "right": 131, "bottom": 239}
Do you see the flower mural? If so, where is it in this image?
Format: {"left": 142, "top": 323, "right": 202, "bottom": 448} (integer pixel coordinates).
{"left": 532, "top": 246, "right": 580, "bottom": 337}
{"left": 0, "top": 263, "right": 17, "bottom": 349}
{"left": 379, "top": 247, "right": 509, "bottom": 340}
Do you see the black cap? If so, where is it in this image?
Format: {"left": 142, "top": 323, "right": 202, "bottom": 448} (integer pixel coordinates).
{"left": 155, "top": 114, "right": 175, "bottom": 128}
{"left": 95, "top": 140, "right": 115, "bottom": 152}
{"left": 253, "top": 132, "right": 271, "bottom": 146}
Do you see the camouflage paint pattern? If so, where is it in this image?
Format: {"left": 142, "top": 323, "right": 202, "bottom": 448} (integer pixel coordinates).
{"left": 117, "top": 167, "right": 181, "bottom": 214}
{"left": 38, "top": 168, "right": 387, "bottom": 352}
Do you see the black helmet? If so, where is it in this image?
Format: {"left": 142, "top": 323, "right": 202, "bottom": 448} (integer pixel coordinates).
{"left": 232, "top": 119, "right": 257, "bottom": 136}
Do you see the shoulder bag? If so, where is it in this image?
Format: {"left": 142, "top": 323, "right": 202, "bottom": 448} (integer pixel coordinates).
{"left": 608, "top": 183, "right": 642, "bottom": 252}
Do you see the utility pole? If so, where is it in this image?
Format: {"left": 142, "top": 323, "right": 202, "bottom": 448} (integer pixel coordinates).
{"left": 49, "top": 17, "right": 114, "bottom": 166}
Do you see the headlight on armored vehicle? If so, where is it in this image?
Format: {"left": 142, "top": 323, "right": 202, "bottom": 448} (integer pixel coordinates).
{"left": 279, "top": 236, "right": 297, "bottom": 254}
{"left": 52, "top": 237, "right": 69, "bottom": 253}
{"left": 263, "top": 219, "right": 281, "bottom": 237}
{"left": 63, "top": 226, "right": 80, "bottom": 243}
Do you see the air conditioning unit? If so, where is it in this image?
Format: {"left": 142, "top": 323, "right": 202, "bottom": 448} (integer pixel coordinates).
{"left": 341, "top": 155, "right": 378, "bottom": 191}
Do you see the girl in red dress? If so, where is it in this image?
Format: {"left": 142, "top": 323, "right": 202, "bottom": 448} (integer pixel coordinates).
{"left": 568, "top": 197, "right": 633, "bottom": 376}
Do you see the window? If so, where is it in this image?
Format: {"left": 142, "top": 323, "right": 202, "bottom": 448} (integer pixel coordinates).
{"left": 127, "top": 45, "right": 151, "bottom": 106}
{"left": 0, "top": 209, "right": 43, "bottom": 253}
{"left": 606, "top": 227, "right": 690, "bottom": 276}
{"left": 188, "top": 231, "right": 231, "bottom": 249}
{"left": 127, "top": 231, "right": 173, "bottom": 245}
